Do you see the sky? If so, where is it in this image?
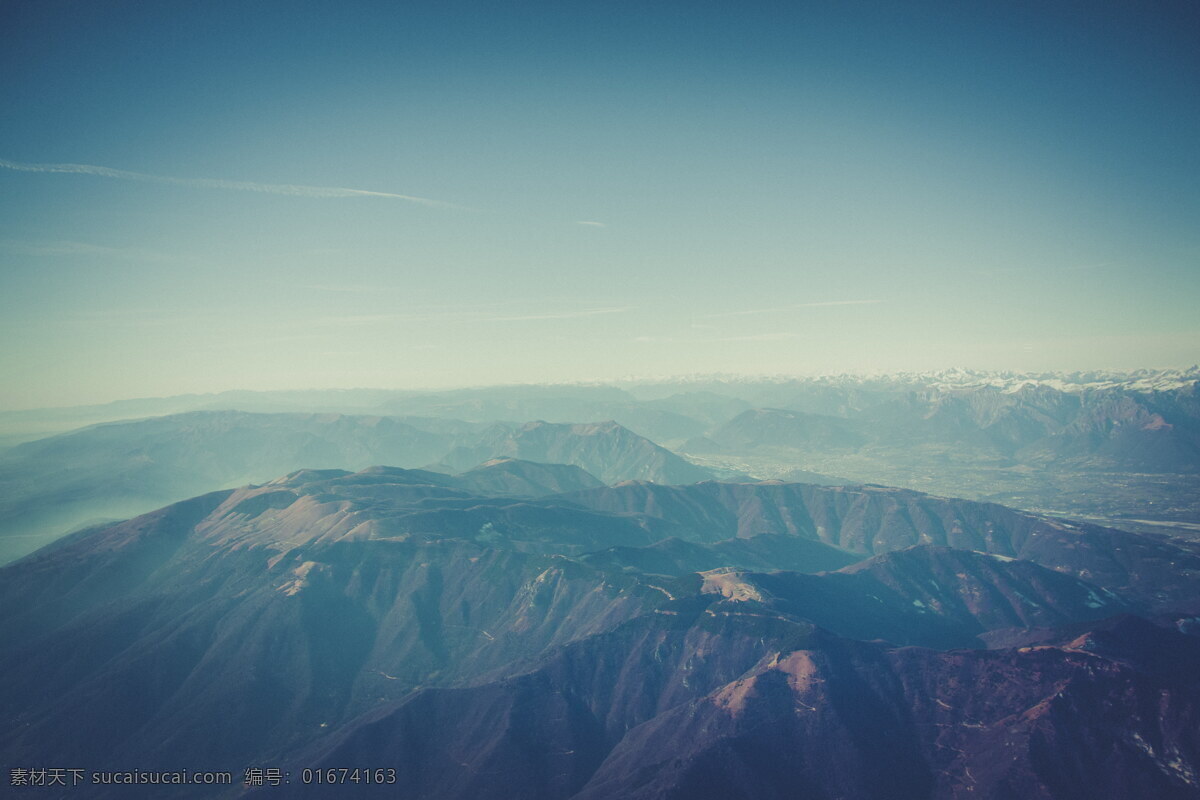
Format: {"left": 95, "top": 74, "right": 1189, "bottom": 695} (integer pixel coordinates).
{"left": 1, "top": 0, "right": 1198, "bottom": 410}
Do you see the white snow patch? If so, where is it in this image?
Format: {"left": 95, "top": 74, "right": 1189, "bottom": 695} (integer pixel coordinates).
{"left": 1012, "top": 590, "right": 1039, "bottom": 607}
{"left": 1084, "top": 588, "right": 1107, "bottom": 609}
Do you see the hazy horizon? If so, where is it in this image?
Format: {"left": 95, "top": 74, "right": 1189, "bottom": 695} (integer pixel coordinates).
{"left": 3, "top": 1, "right": 1198, "bottom": 410}
{"left": 3, "top": 364, "right": 1199, "bottom": 417}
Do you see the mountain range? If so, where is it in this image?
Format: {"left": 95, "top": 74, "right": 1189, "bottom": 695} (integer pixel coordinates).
{"left": 3, "top": 369, "right": 1197, "bottom": 545}
{"left": 2, "top": 467, "right": 1198, "bottom": 798}
{"left": 2, "top": 373, "right": 1199, "bottom": 796}
{"left": 0, "top": 412, "right": 710, "bottom": 563}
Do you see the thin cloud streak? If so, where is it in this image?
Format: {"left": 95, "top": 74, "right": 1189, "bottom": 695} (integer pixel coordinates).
{"left": 303, "top": 284, "right": 404, "bottom": 294}
{"left": 312, "top": 306, "right": 634, "bottom": 327}
{"left": 706, "top": 299, "right": 882, "bottom": 318}
{"left": 486, "top": 307, "right": 630, "bottom": 322}
{"left": 1, "top": 239, "right": 203, "bottom": 264}
{"left": 633, "top": 332, "right": 800, "bottom": 344}
{"left": 705, "top": 308, "right": 777, "bottom": 319}
{"left": 315, "top": 314, "right": 404, "bottom": 327}
{"left": 575, "top": 220, "right": 606, "bottom": 227}
{"left": 793, "top": 299, "right": 882, "bottom": 307}
{"left": 302, "top": 288, "right": 530, "bottom": 309}
{"left": 714, "top": 332, "right": 801, "bottom": 342}
{"left": 0, "top": 157, "right": 466, "bottom": 209}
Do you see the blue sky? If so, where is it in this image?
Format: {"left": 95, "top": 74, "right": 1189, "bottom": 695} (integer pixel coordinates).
{"left": 2, "top": 0, "right": 1198, "bottom": 408}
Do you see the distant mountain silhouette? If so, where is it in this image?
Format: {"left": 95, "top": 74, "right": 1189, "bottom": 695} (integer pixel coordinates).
{"left": 0, "top": 412, "right": 713, "bottom": 563}
{"left": 437, "top": 420, "right": 712, "bottom": 486}
{"left": 695, "top": 381, "right": 1200, "bottom": 473}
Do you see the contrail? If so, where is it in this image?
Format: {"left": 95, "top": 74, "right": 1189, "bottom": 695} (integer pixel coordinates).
{"left": 706, "top": 299, "right": 882, "bottom": 318}
{"left": 0, "top": 157, "right": 465, "bottom": 209}
{"left": 794, "top": 299, "right": 881, "bottom": 308}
